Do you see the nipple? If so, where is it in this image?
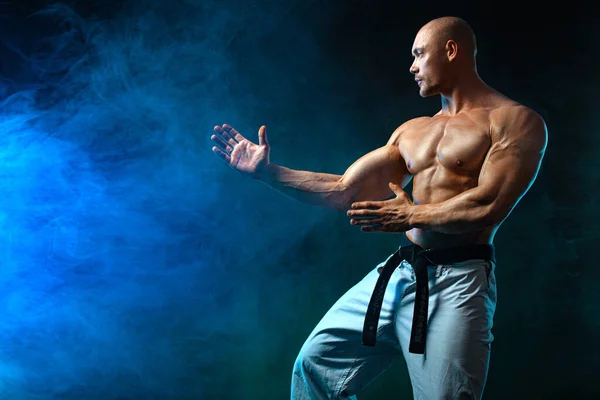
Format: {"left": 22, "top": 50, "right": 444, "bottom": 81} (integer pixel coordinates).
{"left": 456, "top": 159, "right": 463, "bottom": 167}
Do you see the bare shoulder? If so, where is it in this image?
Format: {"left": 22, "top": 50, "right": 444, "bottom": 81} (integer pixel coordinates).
{"left": 386, "top": 116, "right": 431, "bottom": 146}
{"left": 490, "top": 101, "right": 548, "bottom": 151}
{"left": 491, "top": 100, "right": 545, "bottom": 126}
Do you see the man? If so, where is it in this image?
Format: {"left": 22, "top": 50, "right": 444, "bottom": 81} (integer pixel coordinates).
{"left": 211, "top": 16, "right": 547, "bottom": 400}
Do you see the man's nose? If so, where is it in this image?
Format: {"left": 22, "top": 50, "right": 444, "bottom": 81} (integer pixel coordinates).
{"left": 409, "top": 62, "right": 418, "bottom": 74}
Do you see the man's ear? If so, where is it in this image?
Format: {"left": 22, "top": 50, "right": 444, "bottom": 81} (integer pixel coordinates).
{"left": 446, "top": 40, "right": 458, "bottom": 61}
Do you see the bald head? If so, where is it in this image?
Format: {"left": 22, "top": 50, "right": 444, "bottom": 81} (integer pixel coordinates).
{"left": 419, "top": 16, "right": 477, "bottom": 58}
{"left": 410, "top": 17, "right": 479, "bottom": 97}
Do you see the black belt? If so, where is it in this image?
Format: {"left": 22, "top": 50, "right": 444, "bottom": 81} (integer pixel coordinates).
{"left": 362, "top": 243, "right": 495, "bottom": 354}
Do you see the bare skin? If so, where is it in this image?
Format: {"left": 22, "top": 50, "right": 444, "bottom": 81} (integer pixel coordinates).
{"left": 211, "top": 17, "right": 547, "bottom": 250}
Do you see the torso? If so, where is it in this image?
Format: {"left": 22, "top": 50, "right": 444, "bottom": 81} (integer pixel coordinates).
{"left": 390, "top": 93, "right": 520, "bottom": 249}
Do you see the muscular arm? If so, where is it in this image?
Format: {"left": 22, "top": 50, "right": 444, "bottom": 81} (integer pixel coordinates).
{"left": 408, "top": 106, "right": 548, "bottom": 234}
{"left": 259, "top": 144, "right": 410, "bottom": 211}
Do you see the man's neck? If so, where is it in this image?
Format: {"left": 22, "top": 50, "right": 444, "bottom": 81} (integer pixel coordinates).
{"left": 439, "top": 72, "right": 491, "bottom": 115}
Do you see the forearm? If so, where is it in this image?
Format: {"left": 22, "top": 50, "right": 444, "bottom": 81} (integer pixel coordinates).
{"left": 408, "top": 188, "right": 503, "bottom": 234}
{"left": 257, "top": 145, "right": 408, "bottom": 211}
{"left": 258, "top": 164, "right": 351, "bottom": 210}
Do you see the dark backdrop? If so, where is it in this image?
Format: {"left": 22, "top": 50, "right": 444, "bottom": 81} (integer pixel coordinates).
{"left": 0, "top": 0, "right": 597, "bottom": 399}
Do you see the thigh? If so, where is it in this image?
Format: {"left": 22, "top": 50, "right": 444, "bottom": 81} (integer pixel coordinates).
{"left": 396, "top": 260, "right": 497, "bottom": 399}
{"left": 297, "top": 255, "right": 411, "bottom": 397}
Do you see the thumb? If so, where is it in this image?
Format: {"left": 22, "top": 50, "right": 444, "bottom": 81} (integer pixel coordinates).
{"left": 258, "top": 125, "right": 269, "bottom": 147}
{"left": 389, "top": 182, "right": 401, "bottom": 194}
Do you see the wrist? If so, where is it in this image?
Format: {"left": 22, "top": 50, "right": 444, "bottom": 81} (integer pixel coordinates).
{"left": 406, "top": 204, "right": 422, "bottom": 229}
{"left": 255, "top": 163, "right": 275, "bottom": 182}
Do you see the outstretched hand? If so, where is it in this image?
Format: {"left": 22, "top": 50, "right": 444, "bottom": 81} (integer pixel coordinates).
{"left": 211, "top": 124, "right": 270, "bottom": 179}
{"left": 347, "top": 182, "right": 414, "bottom": 233}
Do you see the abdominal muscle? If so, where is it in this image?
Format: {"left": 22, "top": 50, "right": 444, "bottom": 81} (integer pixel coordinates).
{"left": 403, "top": 166, "right": 498, "bottom": 250}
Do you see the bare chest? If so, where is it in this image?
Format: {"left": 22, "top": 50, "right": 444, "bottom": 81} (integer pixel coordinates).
{"left": 398, "top": 114, "right": 492, "bottom": 176}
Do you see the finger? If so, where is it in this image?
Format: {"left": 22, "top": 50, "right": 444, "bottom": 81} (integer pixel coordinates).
{"left": 212, "top": 128, "right": 238, "bottom": 149}
{"left": 350, "top": 217, "right": 382, "bottom": 226}
{"left": 212, "top": 146, "right": 232, "bottom": 164}
{"left": 211, "top": 133, "right": 231, "bottom": 152}
{"left": 213, "top": 125, "right": 232, "bottom": 139}
{"left": 347, "top": 209, "right": 382, "bottom": 217}
{"left": 389, "top": 182, "right": 401, "bottom": 193}
{"left": 258, "top": 125, "right": 269, "bottom": 147}
{"left": 211, "top": 134, "right": 233, "bottom": 153}
{"left": 217, "top": 125, "right": 235, "bottom": 143}
{"left": 351, "top": 201, "right": 382, "bottom": 209}
{"left": 222, "top": 124, "right": 245, "bottom": 143}
{"left": 221, "top": 128, "right": 240, "bottom": 144}
{"left": 223, "top": 135, "right": 238, "bottom": 148}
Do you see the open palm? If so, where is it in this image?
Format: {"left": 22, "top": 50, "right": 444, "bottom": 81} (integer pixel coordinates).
{"left": 211, "top": 124, "right": 270, "bottom": 179}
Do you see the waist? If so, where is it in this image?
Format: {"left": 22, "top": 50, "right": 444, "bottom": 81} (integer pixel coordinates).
{"left": 399, "top": 243, "right": 495, "bottom": 266}
{"left": 406, "top": 228, "right": 496, "bottom": 249}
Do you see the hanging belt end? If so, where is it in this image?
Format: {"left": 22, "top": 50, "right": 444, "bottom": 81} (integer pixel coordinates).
{"left": 362, "top": 324, "right": 377, "bottom": 347}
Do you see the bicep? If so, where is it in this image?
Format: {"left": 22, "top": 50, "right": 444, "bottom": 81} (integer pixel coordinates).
{"left": 340, "top": 145, "right": 410, "bottom": 202}
{"left": 477, "top": 111, "right": 547, "bottom": 220}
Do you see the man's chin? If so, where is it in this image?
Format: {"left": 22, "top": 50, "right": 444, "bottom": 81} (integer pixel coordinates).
{"left": 419, "top": 88, "right": 435, "bottom": 98}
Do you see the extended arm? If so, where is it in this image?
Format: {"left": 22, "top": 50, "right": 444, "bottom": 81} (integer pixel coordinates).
{"left": 408, "top": 107, "right": 548, "bottom": 234}
{"left": 212, "top": 123, "right": 411, "bottom": 211}
{"left": 260, "top": 145, "right": 411, "bottom": 211}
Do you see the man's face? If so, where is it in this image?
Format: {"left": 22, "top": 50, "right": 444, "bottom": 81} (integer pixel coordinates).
{"left": 409, "top": 29, "right": 449, "bottom": 97}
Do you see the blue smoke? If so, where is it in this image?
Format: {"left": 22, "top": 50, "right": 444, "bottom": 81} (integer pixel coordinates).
{"left": 3, "top": 1, "right": 594, "bottom": 399}
{"left": 0, "top": 1, "right": 349, "bottom": 398}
